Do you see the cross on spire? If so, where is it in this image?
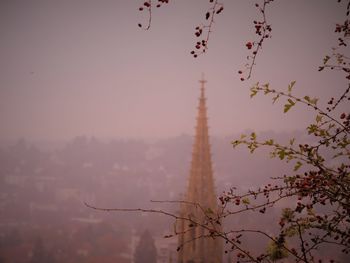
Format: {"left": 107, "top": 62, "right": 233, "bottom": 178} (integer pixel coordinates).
{"left": 199, "top": 73, "right": 207, "bottom": 97}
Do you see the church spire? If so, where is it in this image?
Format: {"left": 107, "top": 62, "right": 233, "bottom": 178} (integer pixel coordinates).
{"left": 177, "top": 76, "right": 222, "bottom": 263}
{"left": 186, "top": 74, "right": 216, "bottom": 208}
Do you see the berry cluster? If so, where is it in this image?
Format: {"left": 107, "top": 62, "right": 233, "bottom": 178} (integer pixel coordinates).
{"left": 190, "top": 1, "right": 224, "bottom": 59}
{"left": 138, "top": 0, "right": 170, "bottom": 29}
{"left": 238, "top": 1, "right": 274, "bottom": 81}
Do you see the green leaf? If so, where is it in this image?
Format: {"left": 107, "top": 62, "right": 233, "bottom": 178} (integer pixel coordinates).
{"left": 307, "top": 124, "right": 318, "bottom": 134}
{"left": 304, "top": 96, "right": 318, "bottom": 105}
{"left": 284, "top": 104, "right": 292, "bottom": 113}
{"left": 231, "top": 140, "right": 240, "bottom": 148}
{"left": 285, "top": 226, "right": 298, "bottom": 237}
{"left": 310, "top": 97, "right": 318, "bottom": 106}
{"left": 248, "top": 142, "right": 257, "bottom": 153}
{"left": 250, "top": 132, "right": 256, "bottom": 140}
{"left": 278, "top": 149, "right": 286, "bottom": 160}
{"left": 250, "top": 90, "right": 257, "bottom": 98}
{"left": 242, "top": 197, "right": 250, "bottom": 205}
{"left": 283, "top": 103, "right": 292, "bottom": 113}
{"left": 316, "top": 115, "right": 323, "bottom": 123}
{"left": 294, "top": 161, "right": 302, "bottom": 171}
{"left": 263, "top": 83, "right": 270, "bottom": 94}
{"left": 265, "top": 139, "right": 274, "bottom": 145}
{"left": 287, "top": 98, "right": 295, "bottom": 105}
{"left": 266, "top": 239, "right": 288, "bottom": 261}
{"left": 263, "top": 83, "right": 270, "bottom": 89}
{"left": 323, "top": 55, "right": 330, "bottom": 64}
{"left": 206, "top": 207, "right": 214, "bottom": 214}
{"left": 288, "top": 81, "right": 296, "bottom": 93}
{"left": 250, "top": 85, "right": 259, "bottom": 98}
{"left": 319, "top": 129, "right": 327, "bottom": 136}
{"left": 283, "top": 99, "right": 295, "bottom": 113}
{"left": 282, "top": 208, "right": 295, "bottom": 221}
{"left": 264, "top": 89, "right": 271, "bottom": 95}
{"left": 272, "top": 94, "right": 280, "bottom": 104}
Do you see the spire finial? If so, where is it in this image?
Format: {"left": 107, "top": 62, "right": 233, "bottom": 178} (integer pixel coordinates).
{"left": 199, "top": 73, "right": 207, "bottom": 85}
{"left": 199, "top": 73, "right": 207, "bottom": 97}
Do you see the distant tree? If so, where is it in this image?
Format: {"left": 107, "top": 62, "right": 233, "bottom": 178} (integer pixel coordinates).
{"left": 6, "top": 229, "right": 21, "bottom": 247}
{"left": 30, "top": 237, "right": 56, "bottom": 263}
{"left": 30, "top": 237, "right": 46, "bottom": 263}
{"left": 134, "top": 230, "right": 157, "bottom": 263}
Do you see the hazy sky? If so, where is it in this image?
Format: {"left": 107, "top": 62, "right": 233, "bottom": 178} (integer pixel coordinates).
{"left": 0, "top": 0, "right": 348, "bottom": 140}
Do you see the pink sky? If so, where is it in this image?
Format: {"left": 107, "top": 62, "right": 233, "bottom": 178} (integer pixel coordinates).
{"left": 0, "top": 0, "right": 348, "bottom": 140}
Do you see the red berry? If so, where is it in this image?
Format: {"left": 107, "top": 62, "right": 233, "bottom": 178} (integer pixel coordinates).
{"left": 246, "top": 42, "right": 253, "bottom": 49}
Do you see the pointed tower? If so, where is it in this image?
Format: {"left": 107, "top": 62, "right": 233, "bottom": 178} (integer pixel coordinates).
{"left": 177, "top": 76, "right": 223, "bottom": 263}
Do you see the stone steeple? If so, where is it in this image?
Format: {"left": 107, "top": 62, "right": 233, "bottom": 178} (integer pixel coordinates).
{"left": 177, "top": 76, "right": 222, "bottom": 263}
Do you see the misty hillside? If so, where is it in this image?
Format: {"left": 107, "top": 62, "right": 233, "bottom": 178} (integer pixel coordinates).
{"left": 0, "top": 131, "right": 305, "bottom": 211}
{"left": 0, "top": 130, "right": 344, "bottom": 263}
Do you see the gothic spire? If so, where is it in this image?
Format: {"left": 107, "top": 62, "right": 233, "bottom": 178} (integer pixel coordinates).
{"left": 177, "top": 76, "right": 222, "bottom": 263}
{"left": 186, "top": 74, "right": 216, "bottom": 208}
